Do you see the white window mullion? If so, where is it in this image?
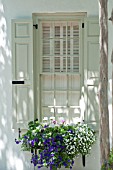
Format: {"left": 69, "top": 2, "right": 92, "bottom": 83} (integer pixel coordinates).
{"left": 70, "top": 23, "right": 74, "bottom": 72}
{"left": 50, "top": 22, "right": 54, "bottom": 72}
{"left": 60, "top": 24, "right": 63, "bottom": 72}
{"left": 79, "top": 22, "right": 81, "bottom": 74}
{"left": 70, "top": 23, "right": 74, "bottom": 55}
{"left": 54, "top": 74, "right": 56, "bottom": 118}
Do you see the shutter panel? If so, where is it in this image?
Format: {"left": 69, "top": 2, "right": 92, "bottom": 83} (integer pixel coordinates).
{"left": 84, "top": 17, "right": 99, "bottom": 130}
{"left": 12, "top": 19, "right": 34, "bottom": 129}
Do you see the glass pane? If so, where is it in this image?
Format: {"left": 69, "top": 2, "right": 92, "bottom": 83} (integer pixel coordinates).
{"left": 68, "top": 75, "right": 80, "bottom": 90}
{"left": 42, "top": 107, "right": 55, "bottom": 121}
{"left": 73, "top": 57, "right": 79, "bottom": 72}
{"left": 63, "top": 40, "right": 66, "bottom": 55}
{"left": 55, "top": 91, "right": 67, "bottom": 106}
{"left": 42, "top": 91, "right": 54, "bottom": 106}
{"left": 73, "top": 39, "right": 79, "bottom": 54}
{"left": 67, "top": 26, "right": 70, "bottom": 37}
{"left": 41, "top": 75, "right": 54, "bottom": 90}
{"left": 55, "top": 75, "right": 67, "bottom": 90}
{"left": 63, "top": 26, "right": 66, "bottom": 37}
{"left": 41, "top": 21, "right": 80, "bottom": 73}
{"left": 67, "top": 57, "right": 71, "bottom": 72}
{"left": 54, "top": 40, "right": 60, "bottom": 55}
{"left": 54, "top": 56, "right": 60, "bottom": 72}
{"left": 63, "top": 57, "right": 66, "bottom": 72}
{"left": 55, "top": 26, "right": 60, "bottom": 37}
{"left": 69, "top": 108, "right": 81, "bottom": 124}
{"left": 42, "top": 40, "right": 50, "bottom": 55}
{"left": 73, "top": 25, "right": 79, "bottom": 38}
{"left": 67, "top": 40, "right": 70, "bottom": 55}
{"left": 42, "top": 26, "right": 50, "bottom": 39}
{"left": 42, "top": 57, "right": 51, "bottom": 72}
{"left": 68, "top": 91, "right": 80, "bottom": 106}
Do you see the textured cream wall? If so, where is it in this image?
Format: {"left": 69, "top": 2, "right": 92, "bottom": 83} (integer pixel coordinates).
{"left": 0, "top": 0, "right": 112, "bottom": 169}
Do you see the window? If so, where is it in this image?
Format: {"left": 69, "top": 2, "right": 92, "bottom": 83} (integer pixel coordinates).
{"left": 34, "top": 13, "right": 85, "bottom": 124}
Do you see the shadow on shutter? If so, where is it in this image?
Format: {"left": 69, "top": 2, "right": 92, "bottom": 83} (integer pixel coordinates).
{"left": 84, "top": 17, "right": 99, "bottom": 131}
{"left": 12, "top": 19, "right": 34, "bottom": 129}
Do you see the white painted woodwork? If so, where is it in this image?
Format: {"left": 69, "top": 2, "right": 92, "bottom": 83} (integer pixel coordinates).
{"left": 84, "top": 17, "right": 99, "bottom": 130}
{"left": 11, "top": 16, "right": 99, "bottom": 130}
{"left": 35, "top": 16, "right": 85, "bottom": 124}
{"left": 12, "top": 19, "right": 34, "bottom": 129}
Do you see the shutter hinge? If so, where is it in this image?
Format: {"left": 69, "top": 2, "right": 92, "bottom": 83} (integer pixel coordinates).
{"left": 33, "top": 24, "right": 38, "bottom": 29}
{"left": 82, "top": 23, "right": 84, "bottom": 28}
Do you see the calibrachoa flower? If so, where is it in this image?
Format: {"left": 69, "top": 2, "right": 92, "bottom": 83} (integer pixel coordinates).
{"left": 15, "top": 119, "right": 96, "bottom": 169}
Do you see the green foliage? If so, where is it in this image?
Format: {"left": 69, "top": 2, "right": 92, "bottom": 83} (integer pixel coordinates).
{"left": 101, "top": 149, "right": 113, "bottom": 170}
{"left": 15, "top": 120, "right": 96, "bottom": 169}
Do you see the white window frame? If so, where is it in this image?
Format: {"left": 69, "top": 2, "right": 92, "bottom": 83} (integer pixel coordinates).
{"left": 33, "top": 13, "right": 86, "bottom": 123}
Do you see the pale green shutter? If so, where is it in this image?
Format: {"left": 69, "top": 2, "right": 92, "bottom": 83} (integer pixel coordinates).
{"left": 12, "top": 19, "right": 34, "bottom": 129}
{"left": 84, "top": 17, "right": 99, "bottom": 130}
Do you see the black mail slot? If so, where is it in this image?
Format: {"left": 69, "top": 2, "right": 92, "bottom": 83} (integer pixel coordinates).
{"left": 12, "top": 80, "right": 24, "bottom": 84}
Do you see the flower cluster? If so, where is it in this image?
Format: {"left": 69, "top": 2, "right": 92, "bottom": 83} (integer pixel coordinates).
{"left": 15, "top": 119, "right": 96, "bottom": 170}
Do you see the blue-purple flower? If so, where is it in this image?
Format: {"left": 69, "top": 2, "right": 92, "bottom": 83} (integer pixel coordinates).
{"left": 15, "top": 120, "right": 96, "bottom": 170}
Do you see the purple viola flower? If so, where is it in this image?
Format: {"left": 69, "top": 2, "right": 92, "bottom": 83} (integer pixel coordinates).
{"left": 63, "top": 162, "right": 68, "bottom": 167}
{"left": 68, "top": 129, "right": 74, "bottom": 134}
{"left": 31, "top": 140, "right": 34, "bottom": 146}
{"left": 15, "top": 139, "right": 21, "bottom": 144}
{"left": 71, "top": 160, "right": 74, "bottom": 166}
{"left": 44, "top": 124, "right": 49, "bottom": 128}
{"left": 58, "top": 156, "right": 62, "bottom": 161}
{"left": 15, "top": 141, "right": 20, "bottom": 144}
{"left": 51, "top": 154, "right": 54, "bottom": 157}
{"left": 34, "top": 138, "right": 39, "bottom": 142}
{"left": 24, "top": 135, "right": 28, "bottom": 139}
{"left": 50, "top": 165, "right": 52, "bottom": 170}
{"left": 61, "top": 120, "right": 65, "bottom": 124}
{"left": 53, "top": 120, "right": 57, "bottom": 124}
{"left": 38, "top": 166, "right": 42, "bottom": 169}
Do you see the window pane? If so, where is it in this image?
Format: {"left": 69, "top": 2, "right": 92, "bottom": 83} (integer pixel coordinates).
{"left": 41, "top": 75, "right": 54, "bottom": 90}
{"left": 68, "top": 75, "right": 80, "bottom": 90}
{"left": 68, "top": 91, "right": 80, "bottom": 106}
{"left": 54, "top": 40, "right": 60, "bottom": 55}
{"left": 41, "top": 21, "right": 80, "bottom": 73}
{"left": 42, "top": 26, "right": 50, "bottom": 39}
{"left": 55, "top": 26, "right": 60, "bottom": 37}
{"left": 54, "top": 56, "right": 60, "bottom": 72}
{"left": 55, "top": 75, "right": 67, "bottom": 90}
{"left": 42, "top": 57, "right": 51, "bottom": 72}
{"left": 55, "top": 91, "right": 67, "bottom": 106}
{"left": 42, "top": 91, "right": 54, "bottom": 106}
{"left": 42, "top": 107, "right": 55, "bottom": 120}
